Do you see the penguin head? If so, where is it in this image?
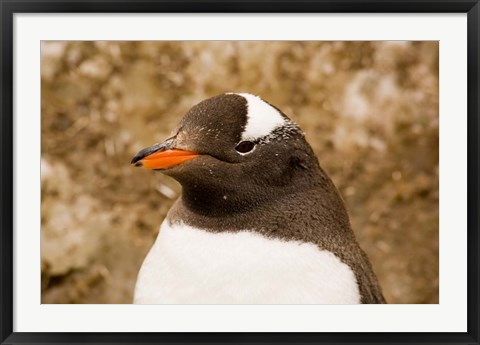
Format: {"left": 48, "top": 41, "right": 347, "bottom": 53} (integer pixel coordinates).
{"left": 131, "top": 93, "right": 322, "bottom": 210}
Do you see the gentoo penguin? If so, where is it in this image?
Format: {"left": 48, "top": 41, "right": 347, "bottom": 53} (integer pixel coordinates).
{"left": 131, "top": 93, "right": 385, "bottom": 304}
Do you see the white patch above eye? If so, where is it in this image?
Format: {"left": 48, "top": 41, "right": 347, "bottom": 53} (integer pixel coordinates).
{"left": 235, "top": 93, "right": 288, "bottom": 141}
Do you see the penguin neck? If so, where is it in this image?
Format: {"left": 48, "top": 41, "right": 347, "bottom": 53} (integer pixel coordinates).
{"left": 174, "top": 164, "right": 347, "bottom": 226}
{"left": 180, "top": 180, "right": 299, "bottom": 217}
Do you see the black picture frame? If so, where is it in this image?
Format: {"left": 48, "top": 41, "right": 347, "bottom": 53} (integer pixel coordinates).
{"left": 1, "top": 1, "right": 479, "bottom": 344}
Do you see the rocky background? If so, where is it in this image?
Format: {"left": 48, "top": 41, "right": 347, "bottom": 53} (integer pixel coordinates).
{"left": 41, "top": 41, "right": 439, "bottom": 304}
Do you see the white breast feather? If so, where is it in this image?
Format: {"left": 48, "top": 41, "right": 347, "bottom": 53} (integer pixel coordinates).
{"left": 134, "top": 221, "right": 361, "bottom": 304}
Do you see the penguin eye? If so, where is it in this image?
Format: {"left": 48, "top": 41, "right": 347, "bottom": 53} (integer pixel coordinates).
{"left": 235, "top": 141, "right": 255, "bottom": 154}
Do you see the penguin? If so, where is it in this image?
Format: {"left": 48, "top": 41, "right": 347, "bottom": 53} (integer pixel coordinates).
{"left": 131, "top": 93, "right": 385, "bottom": 304}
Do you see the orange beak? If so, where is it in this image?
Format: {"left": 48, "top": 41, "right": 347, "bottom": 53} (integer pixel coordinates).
{"left": 131, "top": 141, "right": 199, "bottom": 170}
